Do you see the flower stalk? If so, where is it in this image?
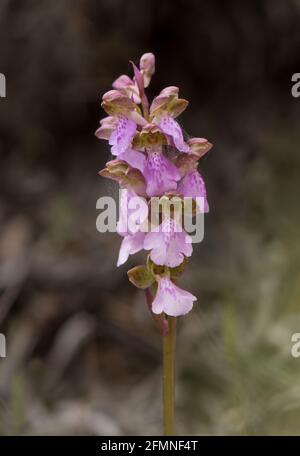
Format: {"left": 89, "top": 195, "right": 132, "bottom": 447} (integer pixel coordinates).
{"left": 163, "top": 315, "right": 176, "bottom": 436}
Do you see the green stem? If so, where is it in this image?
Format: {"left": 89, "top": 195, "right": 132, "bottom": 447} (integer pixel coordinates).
{"left": 163, "top": 315, "right": 177, "bottom": 436}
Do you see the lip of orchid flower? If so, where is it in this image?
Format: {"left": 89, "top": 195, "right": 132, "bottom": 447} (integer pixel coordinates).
{"left": 108, "top": 116, "right": 137, "bottom": 156}
{"left": 142, "top": 147, "right": 181, "bottom": 197}
{"left": 144, "top": 216, "right": 193, "bottom": 268}
{"left": 117, "top": 188, "right": 148, "bottom": 236}
{"left": 117, "top": 148, "right": 146, "bottom": 173}
{"left": 157, "top": 115, "right": 189, "bottom": 153}
{"left": 117, "top": 231, "right": 146, "bottom": 267}
{"left": 116, "top": 188, "right": 148, "bottom": 267}
{"left": 151, "top": 275, "right": 197, "bottom": 317}
{"left": 97, "top": 114, "right": 148, "bottom": 174}
{"left": 100, "top": 114, "right": 148, "bottom": 174}
{"left": 177, "top": 169, "right": 209, "bottom": 213}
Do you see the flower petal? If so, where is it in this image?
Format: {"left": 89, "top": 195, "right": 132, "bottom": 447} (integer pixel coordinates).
{"left": 144, "top": 218, "right": 193, "bottom": 267}
{"left": 178, "top": 170, "right": 209, "bottom": 212}
{"left": 117, "top": 189, "right": 148, "bottom": 236}
{"left": 158, "top": 116, "right": 189, "bottom": 153}
{"left": 117, "top": 231, "right": 145, "bottom": 267}
{"left": 143, "top": 148, "right": 180, "bottom": 196}
{"left": 109, "top": 116, "right": 137, "bottom": 156}
{"left": 118, "top": 148, "right": 146, "bottom": 173}
{"left": 144, "top": 231, "right": 167, "bottom": 265}
{"left": 152, "top": 277, "right": 196, "bottom": 316}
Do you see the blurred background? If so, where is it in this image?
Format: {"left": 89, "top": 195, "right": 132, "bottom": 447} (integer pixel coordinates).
{"left": 0, "top": 0, "right": 300, "bottom": 435}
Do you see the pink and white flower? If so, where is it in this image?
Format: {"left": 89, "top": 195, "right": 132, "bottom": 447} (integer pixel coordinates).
{"left": 144, "top": 217, "right": 192, "bottom": 267}
{"left": 157, "top": 115, "right": 189, "bottom": 153}
{"left": 117, "top": 148, "right": 146, "bottom": 173}
{"left": 97, "top": 52, "right": 213, "bottom": 317}
{"left": 152, "top": 276, "right": 197, "bottom": 316}
{"left": 117, "top": 189, "right": 148, "bottom": 236}
{"left": 143, "top": 148, "right": 180, "bottom": 196}
{"left": 109, "top": 116, "right": 137, "bottom": 156}
{"left": 99, "top": 116, "right": 146, "bottom": 173}
{"left": 178, "top": 169, "right": 209, "bottom": 212}
{"left": 149, "top": 86, "right": 189, "bottom": 152}
{"left": 117, "top": 231, "right": 146, "bottom": 267}
{"left": 116, "top": 189, "right": 148, "bottom": 267}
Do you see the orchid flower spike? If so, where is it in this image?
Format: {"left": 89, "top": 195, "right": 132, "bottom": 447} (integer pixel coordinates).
{"left": 96, "top": 52, "right": 213, "bottom": 317}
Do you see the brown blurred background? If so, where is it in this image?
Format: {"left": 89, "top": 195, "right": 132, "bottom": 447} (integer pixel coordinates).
{"left": 0, "top": 0, "right": 300, "bottom": 435}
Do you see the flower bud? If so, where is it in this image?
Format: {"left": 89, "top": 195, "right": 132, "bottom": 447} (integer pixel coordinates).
{"left": 139, "top": 52, "right": 155, "bottom": 88}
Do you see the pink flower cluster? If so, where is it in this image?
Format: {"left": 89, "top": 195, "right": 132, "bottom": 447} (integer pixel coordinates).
{"left": 96, "top": 53, "right": 212, "bottom": 317}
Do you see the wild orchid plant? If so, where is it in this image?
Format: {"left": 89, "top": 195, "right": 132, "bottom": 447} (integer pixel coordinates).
{"left": 96, "top": 53, "right": 212, "bottom": 435}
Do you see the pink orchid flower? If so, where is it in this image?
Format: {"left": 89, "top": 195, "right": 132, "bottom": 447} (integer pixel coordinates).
{"left": 143, "top": 147, "right": 181, "bottom": 196}
{"left": 116, "top": 148, "right": 146, "bottom": 174}
{"left": 108, "top": 116, "right": 137, "bottom": 156}
{"left": 117, "top": 231, "right": 146, "bottom": 267}
{"left": 97, "top": 114, "right": 146, "bottom": 173}
{"left": 150, "top": 86, "right": 189, "bottom": 152}
{"left": 178, "top": 169, "right": 209, "bottom": 212}
{"left": 144, "top": 217, "right": 192, "bottom": 267}
{"left": 116, "top": 189, "right": 148, "bottom": 267}
{"left": 157, "top": 115, "right": 189, "bottom": 153}
{"left": 97, "top": 52, "right": 213, "bottom": 318}
{"left": 152, "top": 276, "right": 197, "bottom": 317}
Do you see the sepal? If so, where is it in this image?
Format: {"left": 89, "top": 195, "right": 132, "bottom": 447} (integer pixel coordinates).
{"left": 127, "top": 265, "right": 155, "bottom": 289}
